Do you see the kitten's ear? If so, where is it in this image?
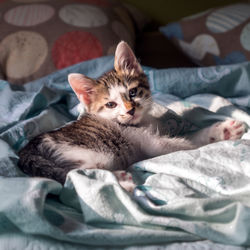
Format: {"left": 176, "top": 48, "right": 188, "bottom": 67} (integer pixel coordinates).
{"left": 68, "top": 73, "right": 96, "bottom": 107}
{"left": 114, "top": 41, "right": 143, "bottom": 75}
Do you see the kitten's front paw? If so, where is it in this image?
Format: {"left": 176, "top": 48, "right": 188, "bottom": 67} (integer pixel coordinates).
{"left": 113, "top": 170, "right": 136, "bottom": 193}
{"left": 209, "top": 120, "right": 246, "bottom": 143}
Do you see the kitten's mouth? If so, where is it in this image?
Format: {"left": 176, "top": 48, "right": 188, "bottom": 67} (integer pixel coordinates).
{"left": 117, "top": 109, "right": 145, "bottom": 125}
{"left": 117, "top": 114, "right": 140, "bottom": 125}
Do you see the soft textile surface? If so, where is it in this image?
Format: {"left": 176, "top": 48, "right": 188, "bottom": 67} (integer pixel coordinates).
{"left": 1, "top": 56, "right": 250, "bottom": 249}
{"left": 160, "top": 3, "right": 250, "bottom": 66}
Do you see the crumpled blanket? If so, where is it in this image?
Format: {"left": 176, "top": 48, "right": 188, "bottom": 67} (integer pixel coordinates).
{"left": 1, "top": 56, "right": 250, "bottom": 249}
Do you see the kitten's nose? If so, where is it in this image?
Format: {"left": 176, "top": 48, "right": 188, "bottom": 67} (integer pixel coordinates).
{"left": 127, "top": 107, "right": 135, "bottom": 116}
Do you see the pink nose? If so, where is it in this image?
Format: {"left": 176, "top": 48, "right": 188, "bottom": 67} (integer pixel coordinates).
{"left": 127, "top": 107, "right": 135, "bottom": 116}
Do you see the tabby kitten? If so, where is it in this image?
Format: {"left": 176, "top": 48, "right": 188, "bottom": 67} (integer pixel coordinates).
{"left": 18, "top": 41, "right": 245, "bottom": 192}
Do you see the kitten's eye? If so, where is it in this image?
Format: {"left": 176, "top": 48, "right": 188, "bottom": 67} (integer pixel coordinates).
{"left": 105, "top": 102, "right": 117, "bottom": 109}
{"left": 129, "top": 88, "right": 137, "bottom": 98}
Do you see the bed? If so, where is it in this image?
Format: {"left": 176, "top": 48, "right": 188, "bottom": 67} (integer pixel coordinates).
{"left": 1, "top": 1, "right": 250, "bottom": 249}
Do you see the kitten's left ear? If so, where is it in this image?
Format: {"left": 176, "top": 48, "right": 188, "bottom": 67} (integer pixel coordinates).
{"left": 68, "top": 73, "right": 96, "bottom": 109}
{"left": 114, "top": 41, "right": 143, "bottom": 75}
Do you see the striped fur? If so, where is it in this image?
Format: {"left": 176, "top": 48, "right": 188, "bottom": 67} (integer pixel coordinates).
{"left": 18, "top": 41, "right": 154, "bottom": 183}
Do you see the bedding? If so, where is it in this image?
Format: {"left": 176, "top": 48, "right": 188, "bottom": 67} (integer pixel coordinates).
{"left": 1, "top": 56, "right": 250, "bottom": 249}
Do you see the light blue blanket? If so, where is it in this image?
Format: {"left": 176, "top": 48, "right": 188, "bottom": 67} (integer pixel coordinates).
{"left": 1, "top": 56, "right": 250, "bottom": 249}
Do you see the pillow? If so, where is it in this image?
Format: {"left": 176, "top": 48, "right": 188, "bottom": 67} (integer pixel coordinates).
{"left": 0, "top": 0, "right": 138, "bottom": 84}
{"left": 160, "top": 3, "right": 250, "bottom": 66}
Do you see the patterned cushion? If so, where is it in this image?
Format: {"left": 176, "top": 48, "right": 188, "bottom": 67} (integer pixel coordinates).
{"left": 0, "top": 0, "right": 138, "bottom": 84}
{"left": 160, "top": 3, "right": 250, "bottom": 66}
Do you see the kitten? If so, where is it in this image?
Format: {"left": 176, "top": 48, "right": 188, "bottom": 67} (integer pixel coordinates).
{"left": 18, "top": 41, "right": 246, "bottom": 192}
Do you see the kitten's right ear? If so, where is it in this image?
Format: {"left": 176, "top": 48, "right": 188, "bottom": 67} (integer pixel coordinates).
{"left": 68, "top": 73, "right": 95, "bottom": 107}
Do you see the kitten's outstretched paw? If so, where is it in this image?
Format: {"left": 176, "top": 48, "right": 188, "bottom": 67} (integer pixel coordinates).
{"left": 209, "top": 120, "right": 246, "bottom": 143}
{"left": 113, "top": 170, "right": 136, "bottom": 193}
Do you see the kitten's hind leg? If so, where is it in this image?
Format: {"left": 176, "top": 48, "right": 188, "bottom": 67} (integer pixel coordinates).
{"left": 186, "top": 119, "right": 246, "bottom": 147}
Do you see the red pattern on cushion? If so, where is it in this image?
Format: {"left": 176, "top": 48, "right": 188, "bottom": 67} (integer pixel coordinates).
{"left": 52, "top": 31, "right": 103, "bottom": 69}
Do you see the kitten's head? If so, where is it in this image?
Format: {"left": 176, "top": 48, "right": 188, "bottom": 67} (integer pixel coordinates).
{"left": 68, "top": 41, "right": 152, "bottom": 125}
